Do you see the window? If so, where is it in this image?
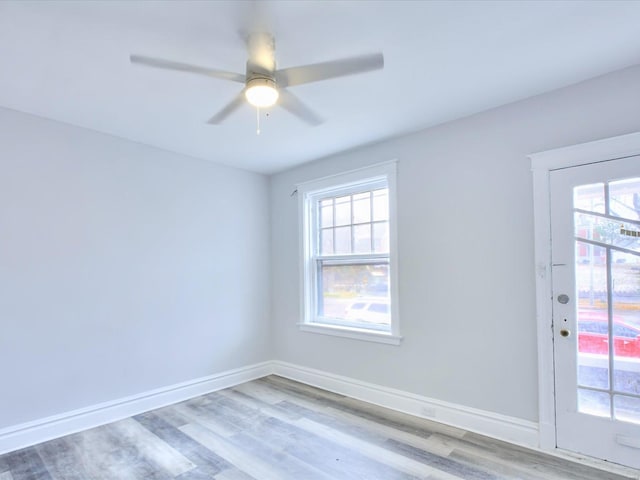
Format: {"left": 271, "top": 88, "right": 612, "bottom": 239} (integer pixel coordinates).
{"left": 298, "top": 161, "right": 401, "bottom": 344}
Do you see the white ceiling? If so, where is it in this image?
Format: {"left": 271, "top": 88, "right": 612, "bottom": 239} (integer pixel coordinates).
{"left": 1, "top": 1, "right": 640, "bottom": 174}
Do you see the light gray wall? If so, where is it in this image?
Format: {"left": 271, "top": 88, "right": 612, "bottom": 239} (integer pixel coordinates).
{"left": 270, "top": 65, "right": 640, "bottom": 422}
{"left": 0, "top": 108, "right": 271, "bottom": 429}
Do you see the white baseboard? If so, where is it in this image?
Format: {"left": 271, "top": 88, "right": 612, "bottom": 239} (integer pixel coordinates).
{"left": 271, "top": 360, "right": 539, "bottom": 449}
{"left": 0, "top": 361, "right": 272, "bottom": 455}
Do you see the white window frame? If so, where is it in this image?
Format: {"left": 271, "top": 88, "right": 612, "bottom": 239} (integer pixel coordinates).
{"left": 297, "top": 161, "right": 401, "bottom": 345}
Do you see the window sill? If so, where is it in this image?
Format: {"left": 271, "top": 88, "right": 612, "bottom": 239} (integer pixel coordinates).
{"left": 297, "top": 322, "right": 403, "bottom": 345}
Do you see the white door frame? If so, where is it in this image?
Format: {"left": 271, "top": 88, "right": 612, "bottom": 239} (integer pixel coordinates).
{"left": 529, "top": 131, "right": 640, "bottom": 453}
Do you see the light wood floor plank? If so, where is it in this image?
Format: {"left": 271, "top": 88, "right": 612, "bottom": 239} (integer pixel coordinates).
{"left": 228, "top": 384, "right": 455, "bottom": 458}
{"left": 133, "top": 411, "right": 230, "bottom": 477}
{"left": 235, "top": 392, "right": 453, "bottom": 478}
{"left": 110, "top": 417, "right": 196, "bottom": 477}
{"left": 174, "top": 402, "right": 241, "bottom": 438}
{"left": 293, "top": 416, "right": 463, "bottom": 479}
{"left": 66, "top": 424, "right": 172, "bottom": 480}
{"left": 36, "top": 437, "right": 93, "bottom": 480}
{"left": 2, "top": 447, "right": 53, "bottom": 480}
{"left": 180, "top": 422, "right": 306, "bottom": 480}
{"left": 213, "top": 468, "right": 257, "bottom": 480}
{"left": 243, "top": 415, "right": 421, "bottom": 479}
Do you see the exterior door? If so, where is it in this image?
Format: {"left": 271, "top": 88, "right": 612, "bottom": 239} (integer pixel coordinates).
{"left": 550, "top": 156, "right": 640, "bottom": 468}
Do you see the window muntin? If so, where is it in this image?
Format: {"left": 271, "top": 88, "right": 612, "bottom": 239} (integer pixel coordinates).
{"left": 318, "top": 188, "right": 389, "bottom": 256}
{"left": 299, "top": 162, "right": 399, "bottom": 343}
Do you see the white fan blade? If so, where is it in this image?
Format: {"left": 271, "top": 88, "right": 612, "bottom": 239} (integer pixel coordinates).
{"left": 130, "top": 55, "right": 246, "bottom": 83}
{"left": 275, "top": 53, "right": 383, "bottom": 88}
{"left": 278, "top": 89, "right": 323, "bottom": 126}
{"left": 207, "top": 90, "right": 247, "bottom": 124}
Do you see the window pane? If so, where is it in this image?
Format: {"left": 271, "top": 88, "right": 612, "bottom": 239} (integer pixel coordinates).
{"left": 318, "top": 263, "right": 390, "bottom": 330}
{"left": 574, "top": 183, "right": 605, "bottom": 214}
{"left": 334, "top": 226, "right": 351, "bottom": 254}
{"left": 321, "top": 229, "right": 334, "bottom": 255}
{"left": 335, "top": 195, "right": 351, "bottom": 226}
{"left": 353, "top": 224, "right": 372, "bottom": 254}
{"left": 372, "top": 189, "right": 389, "bottom": 221}
{"left": 609, "top": 178, "right": 640, "bottom": 221}
{"left": 321, "top": 203, "right": 333, "bottom": 228}
{"left": 353, "top": 192, "right": 371, "bottom": 224}
{"left": 368, "top": 303, "right": 389, "bottom": 314}
{"left": 373, "top": 222, "right": 389, "bottom": 253}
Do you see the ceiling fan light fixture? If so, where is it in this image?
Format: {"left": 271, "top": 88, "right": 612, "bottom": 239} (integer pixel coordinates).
{"left": 245, "top": 77, "right": 279, "bottom": 108}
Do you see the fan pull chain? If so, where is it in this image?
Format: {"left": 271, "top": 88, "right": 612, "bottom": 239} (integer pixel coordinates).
{"left": 256, "top": 107, "right": 261, "bottom": 135}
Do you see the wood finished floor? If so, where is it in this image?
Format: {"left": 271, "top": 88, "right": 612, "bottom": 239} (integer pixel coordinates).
{"left": 0, "top": 375, "right": 637, "bottom": 480}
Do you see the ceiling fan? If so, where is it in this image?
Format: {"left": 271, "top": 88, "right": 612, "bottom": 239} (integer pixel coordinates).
{"left": 130, "top": 32, "right": 383, "bottom": 127}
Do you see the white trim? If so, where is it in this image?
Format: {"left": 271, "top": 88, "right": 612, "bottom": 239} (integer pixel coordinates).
{"left": 295, "top": 160, "right": 398, "bottom": 190}
{"left": 271, "top": 360, "right": 539, "bottom": 449}
{"left": 530, "top": 164, "right": 557, "bottom": 451}
{"left": 529, "top": 131, "right": 640, "bottom": 170}
{"left": 0, "top": 362, "right": 272, "bottom": 455}
{"left": 528, "top": 131, "right": 640, "bottom": 457}
{"left": 298, "top": 323, "right": 403, "bottom": 345}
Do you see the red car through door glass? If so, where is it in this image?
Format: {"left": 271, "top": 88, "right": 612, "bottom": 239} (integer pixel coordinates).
{"left": 577, "top": 310, "right": 640, "bottom": 358}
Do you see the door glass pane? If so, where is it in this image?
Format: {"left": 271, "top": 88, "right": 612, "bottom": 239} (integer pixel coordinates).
{"left": 573, "top": 177, "right": 640, "bottom": 422}
{"left": 574, "top": 212, "right": 640, "bottom": 253}
{"left": 576, "top": 242, "right": 609, "bottom": 389}
{"left": 614, "top": 395, "right": 640, "bottom": 425}
{"left": 611, "top": 250, "right": 640, "bottom": 396}
{"left": 609, "top": 178, "right": 640, "bottom": 221}
{"left": 574, "top": 183, "right": 605, "bottom": 213}
{"left": 578, "top": 388, "right": 610, "bottom": 418}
